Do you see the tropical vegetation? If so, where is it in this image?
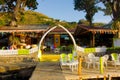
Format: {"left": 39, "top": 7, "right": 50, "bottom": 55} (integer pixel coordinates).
{"left": 74, "top": 0, "right": 120, "bottom": 38}
{"left": 0, "top": 0, "right": 38, "bottom": 27}
{"left": 0, "top": 10, "right": 78, "bottom": 28}
{"left": 74, "top": 0, "right": 98, "bottom": 26}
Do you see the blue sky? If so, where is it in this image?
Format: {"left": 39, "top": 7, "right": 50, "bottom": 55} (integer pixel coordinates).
{"left": 35, "top": 0, "right": 112, "bottom": 23}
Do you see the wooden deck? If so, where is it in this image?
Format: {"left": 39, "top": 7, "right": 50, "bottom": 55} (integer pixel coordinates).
{"left": 62, "top": 61, "right": 120, "bottom": 80}
{"left": 30, "top": 62, "right": 66, "bottom": 80}
{"left": 30, "top": 61, "right": 120, "bottom": 80}
{"left": 32, "top": 54, "right": 120, "bottom": 80}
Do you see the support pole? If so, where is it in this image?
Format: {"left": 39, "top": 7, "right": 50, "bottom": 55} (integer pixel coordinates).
{"left": 104, "top": 75, "right": 106, "bottom": 80}
{"left": 100, "top": 57, "right": 104, "bottom": 74}
{"left": 78, "top": 57, "right": 83, "bottom": 75}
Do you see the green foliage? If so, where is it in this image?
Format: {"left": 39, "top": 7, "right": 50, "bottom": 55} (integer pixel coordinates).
{"left": 20, "top": 15, "right": 25, "bottom": 23}
{"left": 18, "top": 11, "right": 56, "bottom": 25}
{"left": 99, "top": 0, "right": 120, "bottom": 21}
{"left": 0, "top": 0, "right": 38, "bottom": 26}
{"left": 0, "top": 11, "right": 77, "bottom": 28}
{"left": 9, "top": 35, "right": 20, "bottom": 45}
{"left": 0, "top": 19, "right": 5, "bottom": 25}
{"left": 106, "top": 47, "right": 120, "bottom": 53}
{"left": 99, "top": 2, "right": 112, "bottom": 16}
{"left": 0, "top": 0, "right": 38, "bottom": 12}
{"left": 26, "top": 0, "right": 38, "bottom": 10}
{"left": 0, "top": 12, "right": 12, "bottom": 26}
{"left": 41, "top": 21, "right": 55, "bottom": 26}
{"left": 112, "top": 19, "right": 120, "bottom": 30}
{"left": 74, "top": 0, "right": 98, "bottom": 26}
{"left": 94, "top": 22, "right": 105, "bottom": 26}
{"left": 78, "top": 19, "right": 105, "bottom": 26}
{"left": 60, "top": 21, "right": 77, "bottom": 28}
{"left": 0, "top": 0, "right": 4, "bottom": 4}
{"left": 78, "top": 19, "right": 89, "bottom": 25}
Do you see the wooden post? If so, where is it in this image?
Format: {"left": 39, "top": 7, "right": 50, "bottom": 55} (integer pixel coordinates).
{"left": 104, "top": 75, "right": 106, "bottom": 80}
{"left": 92, "top": 32, "right": 95, "bottom": 47}
{"left": 117, "top": 21, "right": 120, "bottom": 38}
{"left": 100, "top": 57, "right": 104, "bottom": 74}
{"left": 38, "top": 50, "right": 42, "bottom": 61}
{"left": 78, "top": 57, "right": 83, "bottom": 75}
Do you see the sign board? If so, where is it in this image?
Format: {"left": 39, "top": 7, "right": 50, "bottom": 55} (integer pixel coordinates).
{"left": 18, "top": 49, "right": 29, "bottom": 55}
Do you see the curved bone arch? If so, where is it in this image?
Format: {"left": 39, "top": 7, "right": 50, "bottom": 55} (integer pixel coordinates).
{"left": 38, "top": 24, "right": 77, "bottom": 60}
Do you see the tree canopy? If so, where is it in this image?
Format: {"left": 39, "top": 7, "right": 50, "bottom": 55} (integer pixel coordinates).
{"left": 99, "top": 0, "right": 120, "bottom": 21}
{"left": 0, "top": 0, "right": 38, "bottom": 27}
{"left": 74, "top": 0, "right": 98, "bottom": 26}
{"left": 74, "top": 0, "right": 120, "bottom": 37}
{"left": 74, "top": 0, "right": 120, "bottom": 25}
{"left": 99, "top": 0, "right": 120, "bottom": 37}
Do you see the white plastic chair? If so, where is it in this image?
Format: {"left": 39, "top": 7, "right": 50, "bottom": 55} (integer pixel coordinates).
{"left": 102, "top": 55, "right": 109, "bottom": 67}
{"left": 85, "top": 53, "right": 109, "bottom": 69}
{"left": 85, "top": 53, "right": 96, "bottom": 68}
{"left": 60, "top": 53, "right": 68, "bottom": 67}
{"left": 68, "top": 53, "right": 78, "bottom": 71}
{"left": 54, "top": 48, "right": 60, "bottom": 53}
{"left": 60, "top": 53, "right": 78, "bottom": 71}
{"left": 96, "top": 55, "right": 109, "bottom": 69}
{"left": 111, "top": 53, "right": 120, "bottom": 67}
{"left": 85, "top": 53, "right": 100, "bottom": 69}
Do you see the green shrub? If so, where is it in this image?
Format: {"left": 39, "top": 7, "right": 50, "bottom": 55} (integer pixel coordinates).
{"left": 106, "top": 47, "right": 120, "bottom": 53}
{"left": 0, "top": 19, "right": 5, "bottom": 25}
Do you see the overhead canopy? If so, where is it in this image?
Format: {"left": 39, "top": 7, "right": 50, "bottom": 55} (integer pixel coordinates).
{"left": 0, "top": 24, "right": 49, "bottom": 32}
{"left": 74, "top": 24, "right": 118, "bottom": 35}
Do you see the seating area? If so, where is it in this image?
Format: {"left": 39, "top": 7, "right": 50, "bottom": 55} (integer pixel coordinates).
{"left": 60, "top": 53, "right": 78, "bottom": 71}
{"left": 84, "top": 53, "right": 99, "bottom": 69}
{"left": 60, "top": 52, "right": 120, "bottom": 72}
{"left": 84, "top": 53, "right": 111, "bottom": 69}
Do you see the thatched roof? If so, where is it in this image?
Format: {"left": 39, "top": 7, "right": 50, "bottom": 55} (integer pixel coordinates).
{"left": 74, "top": 24, "right": 118, "bottom": 35}
{"left": 0, "top": 24, "right": 49, "bottom": 32}
{"left": 49, "top": 27, "right": 75, "bottom": 34}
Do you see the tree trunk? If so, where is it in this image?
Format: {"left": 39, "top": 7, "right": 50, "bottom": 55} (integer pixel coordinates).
{"left": 20, "top": 0, "right": 27, "bottom": 14}
{"left": 10, "top": 0, "right": 21, "bottom": 27}
{"left": 117, "top": 21, "right": 120, "bottom": 38}
{"left": 90, "top": 20, "right": 93, "bottom": 26}
{"left": 112, "top": 1, "right": 120, "bottom": 21}
{"left": 109, "top": 0, "right": 120, "bottom": 38}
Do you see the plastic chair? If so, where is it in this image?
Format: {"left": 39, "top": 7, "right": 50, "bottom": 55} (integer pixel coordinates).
{"left": 85, "top": 53, "right": 99, "bottom": 69}
{"left": 60, "top": 53, "right": 67, "bottom": 63}
{"left": 111, "top": 53, "right": 120, "bottom": 67}
{"left": 60, "top": 53, "right": 78, "bottom": 71}
{"left": 96, "top": 55, "right": 109, "bottom": 69}
{"left": 68, "top": 53, "right": 73, "bottom": 62}
{"left": 68, "top": 53, "right": 78, "bottom": 71}
{"left": 102, "top": 55, "right": 109, "bottom": 67}
{"left": 54, "top": 48, "right": 60, "bottom": 53}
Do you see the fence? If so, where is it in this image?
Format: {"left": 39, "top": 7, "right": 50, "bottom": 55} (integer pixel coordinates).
{"left": 77, "top": 45, "right": 107, "bottom": 53}
{"left": 0, "top": 47, "right": 38, "bottom": 56}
